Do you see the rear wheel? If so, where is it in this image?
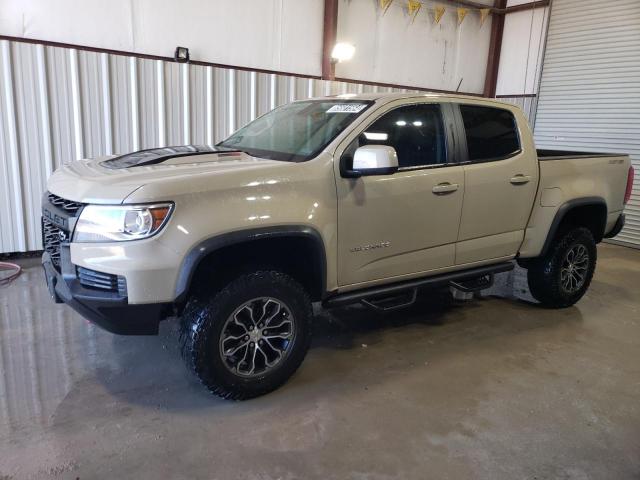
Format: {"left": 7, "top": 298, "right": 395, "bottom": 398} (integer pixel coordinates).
{"left": 179, "top": 271, "right": 312, "bottom": 400}
{"left": 526, "top": 227, "right": 597, "bottom": 308}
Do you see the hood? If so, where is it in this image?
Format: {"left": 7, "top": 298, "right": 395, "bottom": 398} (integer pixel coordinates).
{"left": 47, "top": 146, "right": 284, "bottom": 203}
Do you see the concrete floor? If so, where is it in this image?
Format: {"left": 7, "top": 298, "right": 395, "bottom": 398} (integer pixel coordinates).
{"left": 0, "top": 244, "right": 639, "bottom": 479}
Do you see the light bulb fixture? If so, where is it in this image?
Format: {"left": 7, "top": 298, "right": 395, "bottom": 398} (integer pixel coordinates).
{"left": 174, "top": 46, "right": 190, "bottom": 63}
{"left": 330, "top": 42, "right": 356, "bottom": 63}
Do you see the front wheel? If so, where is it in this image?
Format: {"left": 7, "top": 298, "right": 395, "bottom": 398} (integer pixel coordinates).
{"left": 526, "top": 227, "right": 597, "bottom": 308}
{"left": 179, "top": 271, "right": 312, "bottom": 400}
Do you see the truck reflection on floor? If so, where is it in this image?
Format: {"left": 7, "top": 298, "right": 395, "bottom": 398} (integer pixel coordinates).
{"left": 0, "top": 262, "right": 533, "bottom": 436}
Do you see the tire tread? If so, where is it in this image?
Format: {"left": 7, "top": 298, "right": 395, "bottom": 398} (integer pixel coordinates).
{"left": 179, "top": 271, "right": 312, "bottom": 400}
{"left": 527, "top": 227, "right": 597, "bottom": 308}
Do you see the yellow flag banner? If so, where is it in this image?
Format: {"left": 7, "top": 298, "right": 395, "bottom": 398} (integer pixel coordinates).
{"left": 380, "top": 0, "right": 393, "bottom": 14}
{"left": 434, "top": 5, "right": 446, "bottom": 24}
{"left": 479, "top": 8, "right": 491, "bottom": 26}
{"left": 457, "top": 7, "right": 468, "bottom": 25}
{"left": 407, "top": 0, "right": 421, "bottom": 22}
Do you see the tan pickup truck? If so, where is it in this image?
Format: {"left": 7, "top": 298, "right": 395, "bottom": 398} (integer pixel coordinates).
{"left": 42, "top": 93, "right": 634, "bottom": 399}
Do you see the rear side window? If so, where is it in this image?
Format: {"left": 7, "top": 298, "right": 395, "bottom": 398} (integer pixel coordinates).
{"left": 459, "top": 105, "right": 520, "bottom": 161}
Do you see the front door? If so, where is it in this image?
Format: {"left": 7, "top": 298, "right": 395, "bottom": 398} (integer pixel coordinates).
{"left": 335, "top": 102, "right": 465, "bottom": 288}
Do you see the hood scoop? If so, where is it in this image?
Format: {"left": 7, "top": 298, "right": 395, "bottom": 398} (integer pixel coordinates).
{"left": 100, "top": 145, "right": 242, "bottom": 170}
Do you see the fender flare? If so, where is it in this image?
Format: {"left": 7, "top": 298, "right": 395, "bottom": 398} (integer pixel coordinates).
{"left": 539, "top": 196, "right": 607, "bottom": 257}
{"left": 174, "top": 225, "right": 327, "bottom": 302}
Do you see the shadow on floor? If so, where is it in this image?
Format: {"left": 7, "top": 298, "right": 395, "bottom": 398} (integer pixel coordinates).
{"left": 94, "top": 282, "right": 581, "bottom": 411}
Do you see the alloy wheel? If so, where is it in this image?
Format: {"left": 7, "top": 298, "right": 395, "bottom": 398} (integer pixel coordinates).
{"left": 219, "top": 297, "right": 296, "bottom": 377}
{"left": 560, "top": 244, "right": 589, "bottom": 294}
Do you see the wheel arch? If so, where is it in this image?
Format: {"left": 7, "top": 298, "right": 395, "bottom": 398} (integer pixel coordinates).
{"left": 175, "top": 225, "right": 327, "bottom": 304}
{"left": 539, "top": 196, "right": 607, "bottom": 258}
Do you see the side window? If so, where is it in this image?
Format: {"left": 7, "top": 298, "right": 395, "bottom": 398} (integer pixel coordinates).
{"left": 346, "top": 104, "right": 446, "bottom": 169}
{"left": 459, "top": 105, "right": 520, "bottom": 161}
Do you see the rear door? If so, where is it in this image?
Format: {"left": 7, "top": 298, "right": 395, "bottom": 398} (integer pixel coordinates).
{"left": 334, "top": 101, "right": 465, "bottom": 287}
{"left": 454, "top": 103, "right": 539, "bottom": 265}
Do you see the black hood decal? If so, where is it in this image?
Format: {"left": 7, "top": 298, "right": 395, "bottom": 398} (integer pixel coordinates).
{"left": 100, "top": 145, "right": 242, "bottom": 169}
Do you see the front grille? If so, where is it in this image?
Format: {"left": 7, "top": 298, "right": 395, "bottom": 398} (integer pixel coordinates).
{"left": 77, "top": 266, "right": 127, "bottom": 296}
{"left": 42, "top": 218, "right": 63, "bottom": 268}
{"left": 42, "top": 192, "right": 84, "bottom": 271}
{"left": 47, "top": 192, "right": 84, "bottom": 215}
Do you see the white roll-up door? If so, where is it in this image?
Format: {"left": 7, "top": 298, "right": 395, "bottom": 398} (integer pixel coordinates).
{"left": 534, "top": 0, "right": 640, "bottom": 246}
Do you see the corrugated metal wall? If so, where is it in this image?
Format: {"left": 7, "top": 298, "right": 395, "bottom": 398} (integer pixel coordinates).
{"left": 0, "top": 39, "right": 418, "bottom": 254}
{"left": 534, "top": 0, "right": 640, "bottom": 246}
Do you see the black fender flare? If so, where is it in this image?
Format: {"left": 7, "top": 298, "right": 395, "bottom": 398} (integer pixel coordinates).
{"left": 539, "top": 196, "right": 607, "bottom": 257}
{"left": 174, "top": 225, "right": 327, "bottom": 302}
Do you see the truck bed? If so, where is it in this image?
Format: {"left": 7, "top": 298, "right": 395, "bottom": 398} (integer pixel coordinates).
{"left": 518, "top": 150, "right": 631, "bottom": 258}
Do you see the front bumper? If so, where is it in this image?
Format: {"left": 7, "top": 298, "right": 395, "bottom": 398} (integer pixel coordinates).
{"left": 42, "top": 249, "right": 169, "bottom": 335}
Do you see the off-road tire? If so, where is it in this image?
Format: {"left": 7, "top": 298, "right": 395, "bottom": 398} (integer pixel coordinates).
{"left": 526, "top": 227, "right": 597, "bottom": 308}
{"left": 179, "top": 271, "right": 312, "bottom": 400}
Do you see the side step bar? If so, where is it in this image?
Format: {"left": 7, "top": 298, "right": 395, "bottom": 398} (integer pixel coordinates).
{"left": 361, "top": 288, "right": 418, "bottom": 312}
{"left": 323, "top": 262, "right": 514, "bottom": 309}
{"left": 450, "top": 273, "right": 495, "bottom": 293}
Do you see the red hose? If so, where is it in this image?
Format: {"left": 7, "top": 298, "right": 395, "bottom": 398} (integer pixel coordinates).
{"left": 0, "top": 261, "right": 22, "bottom": 286}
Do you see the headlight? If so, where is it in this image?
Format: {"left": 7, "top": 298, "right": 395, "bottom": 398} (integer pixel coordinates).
{"left": 73, "top": 203, "right": 173, "bottom": 242}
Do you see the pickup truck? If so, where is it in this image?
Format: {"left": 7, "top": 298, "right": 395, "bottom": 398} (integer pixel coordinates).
{"left": 41, "top": 93, "right": 634, "bottom": 399}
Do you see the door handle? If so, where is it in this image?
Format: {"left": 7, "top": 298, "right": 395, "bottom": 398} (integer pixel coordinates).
{"left": 432, "top": 182, "right": 459, "bottom": 195}
{"left": 510, "top": 174, "right": 531, "bottom": 185}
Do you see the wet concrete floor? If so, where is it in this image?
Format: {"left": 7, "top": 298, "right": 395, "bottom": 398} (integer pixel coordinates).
{"left": 1, "top": 243, "right": 639, "bottom": 479}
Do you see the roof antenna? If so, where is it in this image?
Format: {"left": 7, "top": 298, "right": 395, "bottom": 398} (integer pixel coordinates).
{"left": 455, "top": 78, "right": 463, "bottom": 93}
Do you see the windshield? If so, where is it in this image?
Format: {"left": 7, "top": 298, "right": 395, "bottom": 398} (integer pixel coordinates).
{"left": 217, "top": 100, "right": 373, "bottom": 162}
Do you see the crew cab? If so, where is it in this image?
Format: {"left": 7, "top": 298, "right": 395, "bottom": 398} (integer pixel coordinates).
{"left": 41, "top": 93, "right": 634, "bottom": 399}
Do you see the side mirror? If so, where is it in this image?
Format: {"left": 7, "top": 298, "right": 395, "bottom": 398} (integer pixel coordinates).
{"left": 346, "top": 145, "right": 399, "bottom": 177}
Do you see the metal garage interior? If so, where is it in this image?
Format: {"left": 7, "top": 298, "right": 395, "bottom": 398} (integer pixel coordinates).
{"left": 535, "top": 0, "right": 640, "bottom": 246}
{"left": 1, "top": 0, "right": 639, "bottom": 478}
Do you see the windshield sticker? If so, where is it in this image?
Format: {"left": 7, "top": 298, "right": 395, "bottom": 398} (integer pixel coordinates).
{"left": 326, "top": 104, "right": 368, "bottom": 113}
